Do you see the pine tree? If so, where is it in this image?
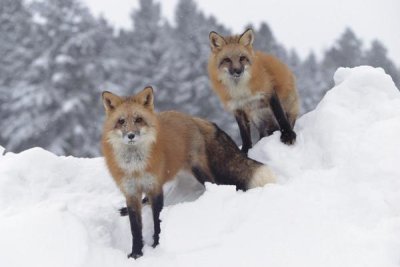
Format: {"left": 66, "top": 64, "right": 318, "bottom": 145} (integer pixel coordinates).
{"left": 171, "top": 0, "right": 239, "bottom": 138}
{"left": 287, "top": 50, "right": 305, "bottom": 112}
{"left": 0, "top": 0, "right": 36, "bottom": 87}
{"left": 2, "top": 0, "right": 398, "bottom": 155}
{"left": 324, "top": 28, "right": 363, "bottom": 68}
{"left": 171, "top": 0, "right": 230, "bottom": 121}
{"left": 109, "top": 0, "right": 182, "bottom": 119}
{"left": 364, "top": 40, "right": 399, "bottom": 87}
{"left": 254, "top": 22, "right": 288, "bottom": 62}
{"left": 322, "top": 28, "right": 363, "bottom": 88}
{"left": 297, "top": 52, "right": 327, "bottom": 112}
{"left": 1, "top": 0, "right": 114, "bottom": 156}
{"left": 288, "top": 50, "right": 301, "bottom": 75}
{"left": 0, "top": 0, "right": 38, "bottom": 147}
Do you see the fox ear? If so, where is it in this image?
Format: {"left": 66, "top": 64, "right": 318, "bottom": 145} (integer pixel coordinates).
{"left": 239, "top": 29, "right": 254, "bottom": 47}
{"left": 136, "top": 86, "right": 154, "bottom": 111}
{"left": 209, "top": 31, "right": 226, "bottom": 52}
{"left": 102, "top": 91, "right": 123, "bottom": 114}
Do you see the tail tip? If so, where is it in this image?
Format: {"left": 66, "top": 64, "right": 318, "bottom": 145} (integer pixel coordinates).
{"left": 248, "top": 165, "right": 275, "bottom": 189}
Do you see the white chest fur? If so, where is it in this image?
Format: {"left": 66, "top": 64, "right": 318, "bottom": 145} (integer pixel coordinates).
{"left": 122, "top": 173, "right": 157, "bottom": 196}
{"left": 227, "top": 92, "right": 265, "bottom": 112}
{"left": 219, "top": 70, "right": 264, "bottom": 111}
{"left": 114, "top": 144, "right": 149, "bottom": 173}
{"left": 107, "top": 132, "right": 150, "bottom": 173}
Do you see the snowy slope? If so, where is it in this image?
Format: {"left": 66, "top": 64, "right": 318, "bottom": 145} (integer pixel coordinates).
{"left": 0, "top": 66, "right": 399, "bottom": 267}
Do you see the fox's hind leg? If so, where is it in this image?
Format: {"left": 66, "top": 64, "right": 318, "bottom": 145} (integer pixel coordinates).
{"left": 251, "top": 108, "right": 279, "bottom": 140}
{"left": 259, "top": 121, "right": 279, "bottom": 139}
{"left": 191, "top": 165, "right": 214, "bottom": 186}
{"left": 189, "top": 136, "right": 215, "bottom": 186}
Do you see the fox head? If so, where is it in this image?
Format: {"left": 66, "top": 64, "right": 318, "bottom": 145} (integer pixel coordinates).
{"left": 102, "top": 87, "right": 158, "bottom": 148}
{"left": 209, "top": 29, "right": 255, "bottom": 84}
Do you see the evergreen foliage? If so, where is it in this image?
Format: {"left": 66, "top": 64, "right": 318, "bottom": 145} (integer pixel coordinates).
{"left": 1, "top": 0, "right": 398, "bottom": 156}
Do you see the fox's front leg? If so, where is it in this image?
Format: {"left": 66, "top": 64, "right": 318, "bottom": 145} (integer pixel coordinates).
{"left": 234, "top": 109, "right": 252, "bottom": 153}
{"left": 126, "top": 196, "right": 143, "bottom": 259}
{"left": 149, "top": 189, "right": 164, "bottom": 248}
{"left": 269, "top": 91, "right": 296, "bottom": 145}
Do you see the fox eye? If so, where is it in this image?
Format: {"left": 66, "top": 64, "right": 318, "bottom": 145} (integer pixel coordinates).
{"left": 221, "top": 58, "right": 232, "bottom": 64}
{"left": 118, "top": 118, "right": 125, "bottom": 125}
{"left": 240, "top": 56, "right": 247, "bottom": 62}
{"left": 135, "top": 117, "right": 143, "bottom": 123}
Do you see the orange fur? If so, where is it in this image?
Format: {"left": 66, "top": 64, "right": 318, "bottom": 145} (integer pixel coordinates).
{"left": 102, "top": 86, "right": 276, "bottom": 258}
{"left": 102, "top": 103, "right": 210, "bottom": 199}
{"left": 208, "top": 29, "right": 299, "bottom": 127}
{"left": 102, "top": 87, "right": 275, "bottom": 197}
{"left": 208, "top": 29, "right": 299, "bottom": 148}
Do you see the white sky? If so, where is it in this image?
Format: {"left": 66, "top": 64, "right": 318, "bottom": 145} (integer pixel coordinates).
{"left": 83, "top": 0, "right": 400, "bottom": 63}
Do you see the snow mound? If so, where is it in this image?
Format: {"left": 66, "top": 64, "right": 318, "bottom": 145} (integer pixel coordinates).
{"left": 1, "top": 66, "right": 400, "bottom": 267}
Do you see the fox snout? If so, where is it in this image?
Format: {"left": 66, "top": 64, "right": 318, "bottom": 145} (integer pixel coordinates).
{"left": 127, "top": 133, "right": 135, "bottom": 140}
{"left": 123, "top": 131, "right": 138, "bottom": 144}
{"left": 218, "top": 56, "right": 250, "bottom": 82}
{"left": 229, "top": 66, "right": 244, "bottom": 78}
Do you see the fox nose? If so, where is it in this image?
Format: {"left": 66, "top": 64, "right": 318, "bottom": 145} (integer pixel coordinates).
{"left": 127, "top": 133, "right": 135, "bottom": 140}
{"left": 230, "top": 67, "right": 243, "bottom": 77}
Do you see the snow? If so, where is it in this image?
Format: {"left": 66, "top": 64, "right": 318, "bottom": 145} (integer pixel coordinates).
{"left": 0, "top": 66, "right": 400, "bottom": 266}
{"left": 32, "top": 12, "right": 47, "bottom": 26}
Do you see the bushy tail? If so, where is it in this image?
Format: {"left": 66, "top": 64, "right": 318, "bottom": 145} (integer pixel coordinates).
{"left": 205, "top": 123, "right": 275, "bottom": 190}
{"left": 247, "top": 165, "right": 275, "bottom": 189}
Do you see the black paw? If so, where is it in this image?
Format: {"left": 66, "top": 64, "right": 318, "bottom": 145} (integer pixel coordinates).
{"left": 119, "top": 207, "right": 128, "bottom": 216}
{"left": 152, "top": 238, "right": 159, "bottom": 248}
{"left": 280, "top": 130, "right": 296, "bottom": 145}
{"left": 127, "top": 251, "right": 143, "bottom": 259}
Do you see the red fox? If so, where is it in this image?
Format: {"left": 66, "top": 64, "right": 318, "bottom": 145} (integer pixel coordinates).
{"left": 208, "top": 29, "right": 300, "bottom": 153}
{"left": 101, "top": 87, "right": 275, "bottom": 258}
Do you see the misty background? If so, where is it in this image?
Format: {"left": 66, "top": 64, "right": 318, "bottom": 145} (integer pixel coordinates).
{"left": 1, "top": 0, "right": 399, "bottom": 157}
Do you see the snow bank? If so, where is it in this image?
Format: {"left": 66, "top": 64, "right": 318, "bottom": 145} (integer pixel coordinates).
{"left": 0, "top": 148, "right": 203, "bottom": 267}
{"left": 1, "top": 66, "right": 399, "bottom": 267}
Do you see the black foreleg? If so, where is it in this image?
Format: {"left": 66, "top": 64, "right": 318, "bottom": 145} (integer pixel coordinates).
{"left": 234, "top": 109, "right": 252, "bottom": 153}
{"left": 150, "top": 192, "right": 164, "bottom": 248}
{"left": 269, "top": 92, "right": 296, "bottom": 144}
{"left": 126, "top": 200, "right": 143, "bottom": 259}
